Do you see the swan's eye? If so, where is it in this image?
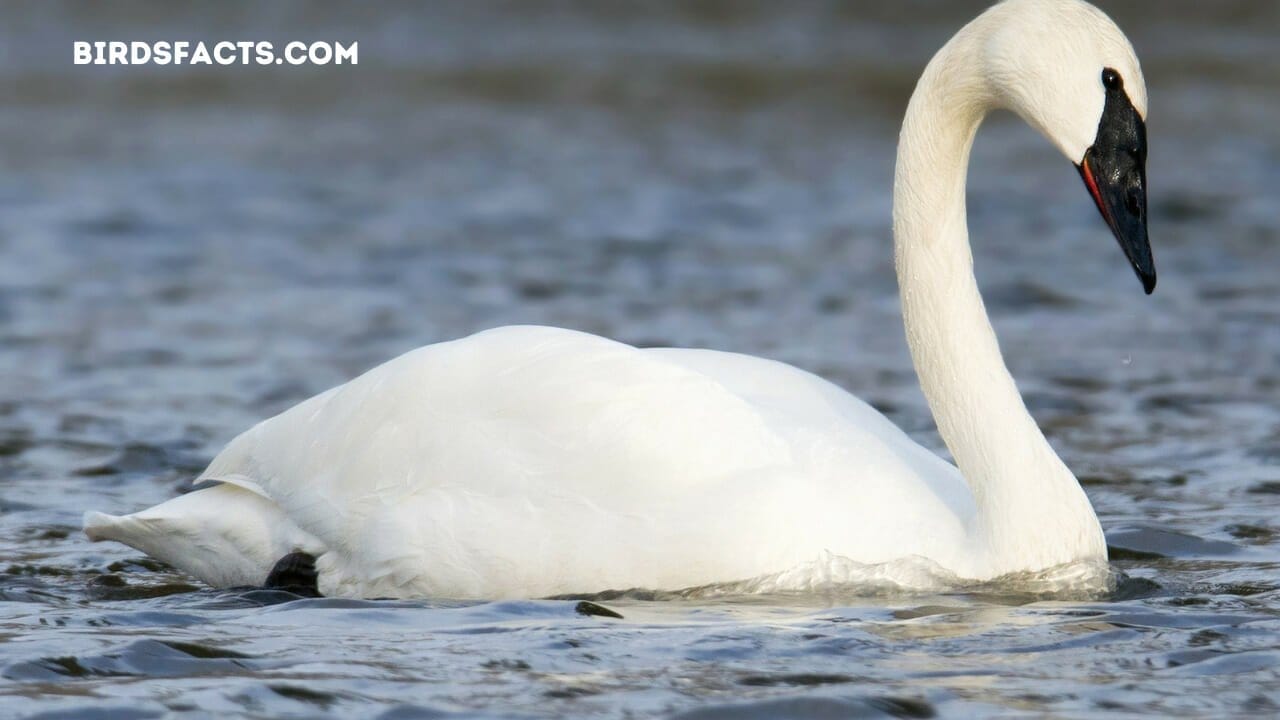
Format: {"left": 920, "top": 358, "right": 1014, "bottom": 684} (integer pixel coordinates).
{"left": 1102, "top": 69, "right": 1123, "bottom": 91}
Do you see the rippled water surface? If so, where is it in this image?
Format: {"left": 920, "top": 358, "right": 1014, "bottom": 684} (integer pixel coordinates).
{"left": 3, "top": 1, "right": 1280, "bottom": 717}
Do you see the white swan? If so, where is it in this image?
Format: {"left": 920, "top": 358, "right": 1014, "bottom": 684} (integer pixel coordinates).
{"left": 84, "top": 0, "right": 1154, "bottom": 599}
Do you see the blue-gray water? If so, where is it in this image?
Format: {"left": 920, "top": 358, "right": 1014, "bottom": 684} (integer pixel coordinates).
{"left": 3, "top": 1, "right": 1280, "bottom": 717}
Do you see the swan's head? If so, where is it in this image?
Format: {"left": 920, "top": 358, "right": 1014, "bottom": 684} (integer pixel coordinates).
{"left": 982, "top": 0, "right": 1154, "bottom": 293}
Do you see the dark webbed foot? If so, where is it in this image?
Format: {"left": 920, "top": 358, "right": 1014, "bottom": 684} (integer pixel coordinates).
{"left": 264, "top": 551, "right": 320, "bottom": 597}
{"left": 574, "top": 600, "right": 624, "bottom": 619}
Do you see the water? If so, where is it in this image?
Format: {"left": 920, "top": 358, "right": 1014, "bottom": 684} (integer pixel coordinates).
{"left": 2, "top": 1, "right": 1280, "bottom": 716}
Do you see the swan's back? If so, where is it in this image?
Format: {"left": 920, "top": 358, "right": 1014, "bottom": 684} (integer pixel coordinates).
{"left": 189, "top": 326, "right": 970, "bottom": 597}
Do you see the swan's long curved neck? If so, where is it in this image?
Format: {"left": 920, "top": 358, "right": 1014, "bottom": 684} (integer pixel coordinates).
{"left": 893, "top": 20, "right": 1105, "bottom": 572}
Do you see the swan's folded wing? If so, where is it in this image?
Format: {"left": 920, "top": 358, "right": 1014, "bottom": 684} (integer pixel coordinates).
{"left": 185, "top": 326, "right": 976, "bottom": 596}
{"left": 191, "top": 326, "right": 804, "bottom": 594}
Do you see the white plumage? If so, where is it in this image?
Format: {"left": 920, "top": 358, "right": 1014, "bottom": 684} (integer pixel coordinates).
{"left": 85, "top": 0, "right": 1148, "bottom": 598}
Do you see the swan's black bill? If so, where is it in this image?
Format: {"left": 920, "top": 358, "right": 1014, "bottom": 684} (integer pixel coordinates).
{"left": 1077, "top": 69, "right": 1155, "bottom": 294}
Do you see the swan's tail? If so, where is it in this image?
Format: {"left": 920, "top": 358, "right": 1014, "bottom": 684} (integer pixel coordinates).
{"left": 83, "top": 510, "right": 143, "bottom": 544}
{"left": 83, "top": 504, "right": 215, "bottom": 581}
{"left": 82, "top": 484, "right": 321, "bottom": 589}
{"left": 83, "top": 509, "right": 185, "bottom": 553}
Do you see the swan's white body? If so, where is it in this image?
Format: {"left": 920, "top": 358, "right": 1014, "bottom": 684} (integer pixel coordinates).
{"left": 84, "top": 0, "right": 1148, "bottom": 599}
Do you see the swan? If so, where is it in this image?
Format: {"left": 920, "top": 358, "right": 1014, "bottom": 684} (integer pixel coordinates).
{"left": 84, "top": 0, "right": 1154, "bottom": 599}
